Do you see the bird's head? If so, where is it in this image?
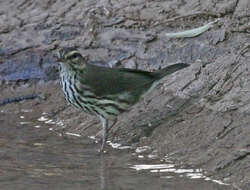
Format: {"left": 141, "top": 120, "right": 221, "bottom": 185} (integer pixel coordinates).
{"left": 57, "top": 48, "right": 87, "bottom": 69}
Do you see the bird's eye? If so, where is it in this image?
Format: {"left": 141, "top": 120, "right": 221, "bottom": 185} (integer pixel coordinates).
{"left": 71, "top": 54, "right": 78, "bottom": 59}
{"left": 68, "top": 52, "right": 81, "bottom": 60}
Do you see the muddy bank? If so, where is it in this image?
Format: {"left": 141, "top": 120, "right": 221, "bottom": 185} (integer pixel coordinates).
{"left": 0, "top": 0, "right": 250, "bottom": 189}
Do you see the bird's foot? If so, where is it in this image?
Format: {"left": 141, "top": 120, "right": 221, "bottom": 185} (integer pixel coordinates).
{"left": 98, "top": 139, "right": 107, "bottom": 153}
{"left": 95, "top": 131, "right": 107, "bottom": 152}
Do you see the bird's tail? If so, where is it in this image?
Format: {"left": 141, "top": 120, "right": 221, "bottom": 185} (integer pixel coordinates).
{"left": 155, "top": 63, "right": 189, "bottom": 79}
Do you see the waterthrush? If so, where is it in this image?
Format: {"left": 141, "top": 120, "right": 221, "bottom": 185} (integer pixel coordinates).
{"left": 57, "top": 48, "right": 189, "bottom": 151}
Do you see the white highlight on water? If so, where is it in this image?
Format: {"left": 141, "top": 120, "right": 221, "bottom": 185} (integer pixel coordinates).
{"left": 45, "top": 119, "right": 56, "bottom": 124}
{"left": 65, "top": 132, "right": 81, "bottom": 137}
{"left": 21, "top": 109, "right": 33, "bottom": 113}
{"left": 135, "top": 146, "right": 151, "bottom": 153}
{"left": 20, "top": 121, "right": 31, "bottom": 125}
{"left": 130, "top": 164, "right": 175, "bottom": 171}
{"left": 38, "top": 116, "right": 48, "bottom": 121}
{"left": 130, "top": 163, "right": 229, "bottom": 186}
{"left": 107, "top": 141, "right": 132, "bottom": 150}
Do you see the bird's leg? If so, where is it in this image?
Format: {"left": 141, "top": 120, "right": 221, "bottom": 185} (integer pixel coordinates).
{"left": 106, "top": 118, "right": 117, "bottom": 136}
{"left": 99, "top": 116, "right": 108, "bottom": 152}
{"left": 141, "top": 97, "right": 149, "bottom": 112}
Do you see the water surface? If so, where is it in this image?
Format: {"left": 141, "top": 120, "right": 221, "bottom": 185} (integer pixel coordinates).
{"left": 0, "top": 105, "right": 233, "bottom": 190}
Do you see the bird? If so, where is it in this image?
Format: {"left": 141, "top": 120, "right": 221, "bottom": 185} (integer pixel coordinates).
{"left": 57, "top": 48, "right": 189, "bottom": 151}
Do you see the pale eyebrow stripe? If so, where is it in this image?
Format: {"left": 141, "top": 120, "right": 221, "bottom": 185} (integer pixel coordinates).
{"left": 65, "top": 51, "right": 81, "bottom": 59}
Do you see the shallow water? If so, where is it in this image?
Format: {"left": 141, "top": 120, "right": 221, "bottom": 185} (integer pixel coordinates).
{"left": 0, "top": 105, "right": 233, "bottom": 190}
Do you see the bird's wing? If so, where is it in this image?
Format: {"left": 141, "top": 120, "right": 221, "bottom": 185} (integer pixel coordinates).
{"left": 82, "top": 65, "right": 157, "bottom": 98}
{"left": 77, "top": 63, "right": 188, "bottom": 100}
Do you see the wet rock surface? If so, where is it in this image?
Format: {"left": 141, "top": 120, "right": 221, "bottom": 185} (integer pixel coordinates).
{"left": 0, "top": 0, "right": 249, "bottom": 189}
